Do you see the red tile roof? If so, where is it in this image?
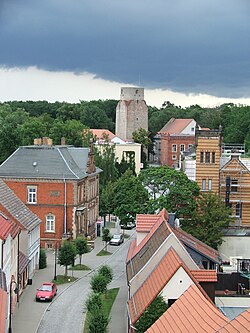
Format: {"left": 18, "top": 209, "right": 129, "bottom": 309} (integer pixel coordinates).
{"left": 136, "top": 214, "right": 161, "bottom": 232}
{"left": 0, "top": 214, "right": 12, "bottom": 240}
{"left": 146, "top": 284, "right": 229, "bottom": 333}
{"left": 128, "top": 248, "right": 213, "bottom": 325}
{"left": 159, "top": 118, "right": 194, "bottom": 134}
{"left": 191, "top": 270, "right": 218, "bottom": 283}
{"left": 218, "top": 308, "right": 250, "bottom": 332}
{"left": 128, "top": 248, "right": 183, "bottom": 324}
{"left": 90, "top": 129, "right": 116, "bottom": 141}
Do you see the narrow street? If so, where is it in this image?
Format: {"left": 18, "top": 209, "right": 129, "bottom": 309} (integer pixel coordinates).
{"left": 13, "top": 230, "right": 133, "bottom": 333}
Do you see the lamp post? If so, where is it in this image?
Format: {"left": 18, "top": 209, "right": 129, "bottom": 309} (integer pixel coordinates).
{"left": 54, "top": 242, "right": 57, "bottom": 281}
{"left": 9, "top": 279, "right": 18, "bottom": 333}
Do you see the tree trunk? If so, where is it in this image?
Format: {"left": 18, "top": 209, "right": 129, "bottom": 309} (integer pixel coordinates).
{"left": 65, "top": 265, "right": 68, "bottom": 277}
{"left": 79, "top": 255, "right": 82, "bottom": 266}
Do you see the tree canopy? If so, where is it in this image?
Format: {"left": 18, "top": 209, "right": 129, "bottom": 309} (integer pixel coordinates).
{"left": 182, "top": 193, "right": 231, "bottom": 249}
{"left": 139, "top": 166, "right": 200, "bottom": 217}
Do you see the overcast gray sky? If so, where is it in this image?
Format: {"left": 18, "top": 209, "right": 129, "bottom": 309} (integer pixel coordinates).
{"left": 0, "top": 0, "right": 250, "bottom": 106}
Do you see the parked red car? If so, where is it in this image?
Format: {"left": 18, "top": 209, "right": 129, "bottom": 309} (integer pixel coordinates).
{"left": 36, "top": 282, "right": 57, "bottom": 302}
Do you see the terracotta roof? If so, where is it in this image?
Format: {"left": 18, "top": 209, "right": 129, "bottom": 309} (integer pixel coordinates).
{"left": 19, "top": 251, "right": 29, "bottom": 274}
{"left": 90, "top": 129, "right": 116, "bottom": 141}
{"left": 218, "top": 308, "right": 250, "bottom": 332}
{"left": 136, "top": 214, "right": 161, "bottom": 232}
{"left": 146, "top": 284, "right": 228, "bottom": 333}
{"left": 0, "top": 213, "right": 12, "bottom": 240}
{"left": 128, "top": 248, "right": 184, "bottom": 324}
{"left": 173, "top": 228, "right": 221, "bottom": 264}
{"left": 191, "top": 270, "right": 217, "bottom": 283}
{"left": 159, "top": 118, "right": 194, "bottom": 134}
{"left": 126, "top": 209, "right": 171, "bottom": 281}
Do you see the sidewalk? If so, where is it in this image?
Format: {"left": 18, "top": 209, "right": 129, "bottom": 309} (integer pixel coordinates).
{"left": 12, "top": 232, "right": 128, "bottom": 333}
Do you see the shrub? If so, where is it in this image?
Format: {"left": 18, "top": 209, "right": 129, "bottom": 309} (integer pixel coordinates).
{"left": 86, "top": 293, "right": 102, "bottom": 312}
{"left": 98, "top": 265, "right": 113, "bottom": 284}
{"left": 39, "top": 249, "right": 47, "bottom": 269}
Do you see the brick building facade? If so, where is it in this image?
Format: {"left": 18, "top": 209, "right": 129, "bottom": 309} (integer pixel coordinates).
{"left": 153, "top": 118, "right": 198, "bottom": 167}
{"left": 0, "top": 138, "right": 101, "bottom": 248}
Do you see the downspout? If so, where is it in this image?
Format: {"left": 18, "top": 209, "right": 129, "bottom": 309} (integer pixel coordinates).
{"left": 17, "top": 229, "right": 21, "bottom": 303}
{"left": 64, "top": 178, "right": 67, "bottom": 235}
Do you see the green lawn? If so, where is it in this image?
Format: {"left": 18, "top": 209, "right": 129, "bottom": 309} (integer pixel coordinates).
{"left": 96, "top": 249, "right": 112, "bottom": 256}
{"left": 69, "top": 264, "right": 91, "bottom": 271}
{"left": 52, "top": 275, "right": 78, "bottom": 284}
{"left": 83, "top": 288, "right": 119, "bottom": 333}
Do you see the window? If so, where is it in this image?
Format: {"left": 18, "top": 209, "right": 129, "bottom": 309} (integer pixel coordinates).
{"left": 231, "top": 179, "right": 238, "bottom": 193}
{"left": 172, "top": 144, "right": 177, "bottom": 152}
{"left": 212, "top": 152, "right": 216, "bottom": 163}
{"left": 205, "top": 152, "right": 210, "bottom": 163}
{"left": 46, "top": 214, "right": 55, "bottom": 232}
{"left": 208, "top": 179, "right": 212, "bottom": 191}
{"left": 235, "top": 203, "right": 242, "bottom": 218}
{"left": 191, "top": 127, "right": 195, "bottom": 132}
{"left": 202, "top": 179, "right": 206, "bottom": 190}
{"left": 172, "top": 155, "right": 177, "bottom": 160}
{"left": 27, "top": 186, "right": 37, "bottom": 204}
{"left": 200, "top": 152, "right": 204, "bottom": 163}
{"left": 180, "top": 144, "right": 185, "bottom": 152}
{"left": 188, "top": 144, "right": 193, "bottom": 149}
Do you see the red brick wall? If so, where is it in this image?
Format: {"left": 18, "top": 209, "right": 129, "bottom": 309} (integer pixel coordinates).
{"left": 160, "top": 135, "right": 195, "bottom": 167}
{"left": 4, "top": 179, "right": 75, "bottom": 248}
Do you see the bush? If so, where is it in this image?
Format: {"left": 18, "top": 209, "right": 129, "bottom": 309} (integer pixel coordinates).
{"left": 98, "top": 265, "right": 113, "bottom": 284}
{"left": 90, "top": 273, "right": 109, "bottom": 294}
{"left": 39, "top": 249, "right": 47, "bottom": 269}
{"left": 87, "top": 304, "right": 109, "bottom": 333}
{"left": 86, "top": 293, "right": 102, "bottom": 312}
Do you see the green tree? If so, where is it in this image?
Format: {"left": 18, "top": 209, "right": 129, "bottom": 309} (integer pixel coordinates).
{"left": 102, "top": 228, "right": 111, "bottom": 249}
{"left": 182, "top": 193, "right": 231, "bottom": 249}
{"left": 139, "top": 166, "right": 200, "bottom": 217}
{"left": 74, "top": 237, "right": 89, "bottom": 266}
{"left": 132, "top": 127, "right": 152, "bottom": 166}
{"left": 98, "top": 265, "right": 113, "bottom": 285}
{"left": 135, "top": 295, "right": 168, "bottom": 333}
{"left": 86, "top": 292, "right": 103, "bottom": 312}
{"left": 111, "top": 170, "right": 149, "bottom": 225}
{"left": 58, "top": 241, "right": 76, "bottom": 276}
{"left": 90, "top": 273, "right": 109, "bottom": 294}
{"left": 39, "top": 249, "right": 47, "bottom": 269}
{"left": 87, "top": 303, "right": 109, "bottom": 333}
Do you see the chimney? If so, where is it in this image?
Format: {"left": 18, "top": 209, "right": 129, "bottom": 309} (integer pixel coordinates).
{"left": 42, "top": 137, "right": 53, "bottom": 146}
{"left": 61, "top": 137, "right": 66, "bottom": 145}
{"left": 34, "top": 138, "right": 42, "bottom": 145}
{"left": 86, "top": 139, "right": 96, "bottom": 174}
{"left": 168, "top": 213, "right": 176, "bottom": 228}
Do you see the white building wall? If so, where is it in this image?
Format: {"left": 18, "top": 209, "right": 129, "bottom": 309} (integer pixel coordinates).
{"left": 219, "top": 236, "right": 250, "bottom": 260}
{"left": 181, "top": 120, "right": 197, "bottom": 135}
{"left": 161, "top": 266, "right": 194, "bottom": 301}
{"left": 28, "top": 225, "right": 40, "bottom": 277}
{"left": 115, "top": 143, "right": 141, "bottom": 175}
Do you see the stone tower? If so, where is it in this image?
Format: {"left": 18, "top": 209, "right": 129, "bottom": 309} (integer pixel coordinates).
{"left": 115, "top": 87, "right": 148, "bottom": 141}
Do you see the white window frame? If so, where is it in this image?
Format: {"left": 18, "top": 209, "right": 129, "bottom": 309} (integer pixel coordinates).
{"left": 46, "top": 214, "right": 55, "bottom": 232}
{"left": 202, "top": 179, "right": 206, "bottom": 191}
{"left": 172, "top": 144, "right": 177, "bottom": 153}
{"left": 27, "top": 186, "right": 37, "bottom": 204}
{"left": 172, "top": 155, "right": 177, "bottom": 160}
{"left": 235, "top": 203, "right": 242, "bottom": 218}
{"left": 180, "top": 144, "right": 185, "bottom": 152}
{"left": 208, "top": 179, "right": 212, "bottom": 191}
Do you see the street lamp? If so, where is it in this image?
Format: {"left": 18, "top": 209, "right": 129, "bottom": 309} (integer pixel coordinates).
{"left": 54, "top": 242, "right": 58, "bottom": 281}
{"left": 9, "top": 279, "right": 18, "bottom": 333}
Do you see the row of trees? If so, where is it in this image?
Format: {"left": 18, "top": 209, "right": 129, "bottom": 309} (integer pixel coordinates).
{"left": 57, "top": 237, "right": 89, "bottom": 276}
{"left": 2, "top": 100, "right": 250, "bottom": 162}
{"left": 86, "top": 265, "right": 114, "bottom": 333}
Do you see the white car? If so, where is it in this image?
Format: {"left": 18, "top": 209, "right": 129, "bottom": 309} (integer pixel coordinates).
{"left": 109, "top": 234, "right": 124, "bottom": 246}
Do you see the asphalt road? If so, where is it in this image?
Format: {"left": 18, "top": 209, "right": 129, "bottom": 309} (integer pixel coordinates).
{"left": 37, "top": 236, "right": 131, "bottom": 333}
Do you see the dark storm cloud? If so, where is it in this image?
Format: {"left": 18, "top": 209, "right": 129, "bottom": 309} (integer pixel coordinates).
{"left": 0, "top": 0, "right": 250, "bottom": 97}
